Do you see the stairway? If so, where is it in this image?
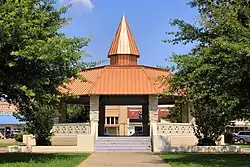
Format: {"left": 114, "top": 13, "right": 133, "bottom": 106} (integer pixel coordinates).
{"left": 94, "top": 136, "right": 152, "bottom": 152}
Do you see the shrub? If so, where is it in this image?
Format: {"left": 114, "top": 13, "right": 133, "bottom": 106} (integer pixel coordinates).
{"left": 15, "top": 132, "right": 29, "bottom": 142}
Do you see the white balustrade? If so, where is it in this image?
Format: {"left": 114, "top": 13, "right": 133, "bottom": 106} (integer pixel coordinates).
{"left": 52, "top": 123, "right": 90, "bottom": 135}
{"left": 157, "top": 123, "right": 194, "bottom": 135}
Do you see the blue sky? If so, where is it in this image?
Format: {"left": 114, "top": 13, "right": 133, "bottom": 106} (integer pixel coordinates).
{"left": 57, "top": 0, "right": 198, "bottom": 67}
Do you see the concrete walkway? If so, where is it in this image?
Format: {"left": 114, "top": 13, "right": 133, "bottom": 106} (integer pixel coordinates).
{"left": 78, "top": 153, "right": 170, "bottom": 167}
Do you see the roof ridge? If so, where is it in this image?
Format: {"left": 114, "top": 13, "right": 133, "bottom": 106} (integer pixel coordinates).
{"left": 142, "top": 65, "right": 171, "bottom": 72}
{"left": 87, "top": 66, "right": 108, "bottom": 95}
{"left": 81, "top": 65, "right": 107, "bottom": 72}
{"left": 141, "top": 66, "right": 159, "bottom": 94}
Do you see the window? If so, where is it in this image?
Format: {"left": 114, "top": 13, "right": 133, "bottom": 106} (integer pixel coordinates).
{"left": 107, "top": 117, "right": 110, "bottom": 124}
{"left": 106, "top": 117, "right": 119, "bottom": 125}
{"left": 115, "top": 117, "right": 119, "bottom": 124}
{"left": 239, "top": 132, "right": 246, "bottom": 135}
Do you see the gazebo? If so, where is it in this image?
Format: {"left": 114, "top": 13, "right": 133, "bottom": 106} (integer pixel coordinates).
{"left": 21, "top": 16, "right": 197, "bottom": 153}
{"left": 60, "top": 16, "right": 176, "bottom": 137}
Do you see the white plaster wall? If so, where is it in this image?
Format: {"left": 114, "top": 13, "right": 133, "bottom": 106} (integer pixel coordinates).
{"left": 77, "top": 134, "right": 94, "bottom": 152}
{"left": 152, "top": 135, "right": 170, "bottom": 152}
{"left": 21, "top": 134, "right": 94, "bottom": 153}
{"left": 170, "top": 136, "right": 198, "bottom": 147}
{"left": 23, "top": 135, "right": 36, "bottom": 146}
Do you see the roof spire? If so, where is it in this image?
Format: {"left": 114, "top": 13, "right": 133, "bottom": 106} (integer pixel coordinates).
{"left": 108, "top": 15, "right": 140, "bottom": 57}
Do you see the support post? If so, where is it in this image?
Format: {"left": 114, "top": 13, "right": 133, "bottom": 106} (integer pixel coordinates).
{"left": 90, "top": 95, "right": 99, "bottom": 138}
{"left": 59, "top": 102, "right": 67, "bottom": 123}
{"left": 149, "top": 95, "right": 158, "bottom": 136}
{"left": 142, "top": 104, "right": 149, "bottom": 136}
{"left": 99, "top": 104, "right": 105, "bottom": 136}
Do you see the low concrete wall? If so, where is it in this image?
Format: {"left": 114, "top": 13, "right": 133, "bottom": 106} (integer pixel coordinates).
{"left": 152, "top": 135, "right": 170, "bottom": 152}
{"left": 168, "top": 146, "right": 241, "bottom": 153}
{"left": 152, "top": 134, "right": 226, "bottom": 152}
{"left": 31, "top": 146, "right": 84, "bottom": 153}
{"left": 8, "top": 146, "right": 30, "bottom": 152}
{"left": 16, "top": 134, "right": 95, "bottom": 153}
{"left": 170, "top": 136, "right": 198, "bottom": 147}
{"left": 152, "top": 134, "right": 198, "bottom": 152}
{"left": 51, "top": 135, "right": 77, "bottom": 146}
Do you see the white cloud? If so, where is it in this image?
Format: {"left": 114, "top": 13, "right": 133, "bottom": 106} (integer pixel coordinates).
{"left": 60, "top": 0, "right": 94, "bottom": 10}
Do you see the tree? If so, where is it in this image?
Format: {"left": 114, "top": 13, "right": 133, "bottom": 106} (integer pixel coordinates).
{"left": 17, "top": 101, "right": 59, "bottom": 146}
{"left": 192, "top": 98, "right": 234, "bottom": 145}
{"left": 0, "top": 0, "right": 90, "bottom": 145}
{"left": 164, "top": 0, "right": 250, "bottom": 145}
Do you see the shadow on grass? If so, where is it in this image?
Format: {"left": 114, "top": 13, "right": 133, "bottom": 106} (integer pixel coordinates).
{"left": 161, "top": 153, "right": 250, "bottom": 167}
{"left": 0, "top": 153, "right": 87, "bottom": 164}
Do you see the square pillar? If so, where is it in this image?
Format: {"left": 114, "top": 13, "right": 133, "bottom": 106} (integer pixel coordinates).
{"left": 99, "top": 104, "right": 105, "bottom": 136}
{"left": 181, "top": 104, "right": 188, "bottom": 123}
{"left": 149, "top": 95, "right": 158, "bottom": 123}
{"left": 90, "top": 95, "right": 99, "bottom": 137}
{"left": 181, "top": 102, "right": 194, "bottom": 123}
{"left": 58, "top": 103, "right": 67, "bottom": 123}
{"left": 142, "top": 104, "right": 149, "bottom": 136}
{"left": 149, "top": 95, "right": 158, "bottom": 136}
{"left": 119, "top": 106, "right": 128, "bottom": 136}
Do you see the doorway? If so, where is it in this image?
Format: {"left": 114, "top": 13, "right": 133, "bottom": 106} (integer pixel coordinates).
{"left": 98, "top": 105, "right": 149, "bottom": 137}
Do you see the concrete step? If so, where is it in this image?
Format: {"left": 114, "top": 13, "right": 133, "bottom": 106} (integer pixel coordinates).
{"left": 96, "top": 140, "right": 151, "bottom": 144}
{"left": 97, "top": 137, "right": 150, "bottom": 139}
{"left": 95, "top": 142, "right": 151, "bottom": 146}
{"left": 94, "top": 148, "right": 152, "bottom": 152}
{"left": 94, "top": 137, "right": 152, "bottom": 152}
{"left": 96, "top": 138, "right": 150, "bottom": 142}
{"left": 94, "top": 146, "right": 151, "bottom": 150}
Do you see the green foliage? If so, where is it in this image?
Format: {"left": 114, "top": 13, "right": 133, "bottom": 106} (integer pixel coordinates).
{"left": 192, "top": 98, "right": 232, "bottom": 146}
{"left": 17, "top": 101, "right": 59, "bottom": 146}
{"left": 167, "top": 98, "right": 184, "bottom": 123}
{"left": 165, "top": 0, "right": 250, "bottom": 145}
{"left": 0, "top": 0, "right": 90, "bottom": 145}
{"left": 66, "top": 104, "right": 90, "bottom": 123}
{"left": 0, "top": 0, "right": 90, "bottom": 102}
{"left": 15, "top": 131, "right": 29, "bottom": 142}
{"left": 15, "top": 134, "right": 23, "bottom": 142}
{"left": 224, "top": 132, "right": 234, "bottom": 144}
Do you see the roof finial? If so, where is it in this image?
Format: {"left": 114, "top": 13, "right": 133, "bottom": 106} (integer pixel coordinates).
{"left": 107, "top": 15, "right": 140, "bottom": 57}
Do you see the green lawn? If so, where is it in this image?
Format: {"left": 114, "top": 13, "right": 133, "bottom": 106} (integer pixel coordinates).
{"left": 233, "top": 144, "right": 250, "bottom": 148}
{"left": 0, "top": 142, "right": 16, "bottom": 147}
{"left": 160, "top": 153, "right": 250, "bottom": 167}
{"left": 0, "top": 153, "right": 88, "bottom": 167}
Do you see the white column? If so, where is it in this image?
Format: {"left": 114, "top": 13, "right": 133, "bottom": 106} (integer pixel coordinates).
{"left": 188, "top": 102, "right": 194, "bottom": 123}
{"left": 149, "top": 95, "right": 158, "bottom": 123}
{"left": 149, "top": 95, "right": 158, "bottom": 136}
{"left": 90, "top": 95, "right": 99, "bottom": 138}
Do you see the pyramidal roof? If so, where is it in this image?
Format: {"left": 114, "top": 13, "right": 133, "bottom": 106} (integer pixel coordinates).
{"left": 108, "top": 15, "right": 140, "bottom": 57}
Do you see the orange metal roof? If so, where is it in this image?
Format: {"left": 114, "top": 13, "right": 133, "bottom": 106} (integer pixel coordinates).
{"left": 108, "top": 16, "right": 140, "bottom": 57}
{"left": 59, "top": 16, "right": 173, "bottom": 96}
{"left": 60, "top": 65, "right": 172, "bottom": 95}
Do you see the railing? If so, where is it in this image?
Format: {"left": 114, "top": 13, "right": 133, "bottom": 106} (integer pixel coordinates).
{"left": 51, "top": 123, "right": 91, "bottom": 135}
{"left": 157, "top": 123, "right": 194, "bottom": 135}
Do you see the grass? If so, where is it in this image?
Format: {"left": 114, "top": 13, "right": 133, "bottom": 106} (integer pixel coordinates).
{"left": 160, "top": 153, "right": 250, "bottom": 167}
{"left": 232, "top": 144, "right": 250, "bottom": 148}
{"left": 0, "top": 142, "right": 16, "bottom": 147}
{"left": 0, "top": 153, "right": 88, "bottom": 167}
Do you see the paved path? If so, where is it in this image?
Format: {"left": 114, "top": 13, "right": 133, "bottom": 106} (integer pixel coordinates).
{"left": 0, "top": 147, "right": 7, "bottom": 153}
{"left": 241, "top": 148, "right": 250, "bottom": 153}
{"left": 78, "top": 153, "right": 170, "bottom": 167}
